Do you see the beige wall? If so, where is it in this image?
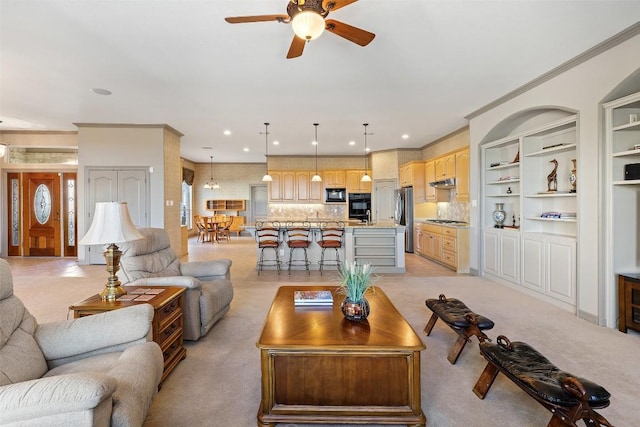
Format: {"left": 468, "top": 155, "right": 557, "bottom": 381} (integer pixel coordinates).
{"left": 421, "top": 126, "right": 469, "bottom": 159}
{"left": 163, "top": 127, "right": 183, "bottom": 252}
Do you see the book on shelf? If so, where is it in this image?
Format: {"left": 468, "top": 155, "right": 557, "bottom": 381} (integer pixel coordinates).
{"left": 540, "top": 212, "right": 576, "bottom": 219}
{"left": 294, "top": 290, "right": 334, "bottom": 306}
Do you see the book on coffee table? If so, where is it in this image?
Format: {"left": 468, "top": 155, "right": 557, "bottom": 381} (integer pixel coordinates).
{"left": 294, "top": 290, "right": 334, "bottom": 306}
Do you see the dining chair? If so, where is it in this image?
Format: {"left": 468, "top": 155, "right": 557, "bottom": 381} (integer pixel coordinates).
{"left": 217, "top": 217, "right": 233, "bottom": 242}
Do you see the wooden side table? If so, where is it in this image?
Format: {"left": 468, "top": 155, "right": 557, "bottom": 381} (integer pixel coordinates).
{"left": 618, "top": 273, "right": 640, "bottom": 333}
{"left": 69, "top": 286, "right": 187, "bottom": 383}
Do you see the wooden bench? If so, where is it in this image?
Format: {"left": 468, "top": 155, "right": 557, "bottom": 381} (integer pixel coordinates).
{"left": 424, "top": 294, "right": 495, "bottom": 364}
{"left": 473, "top": 335, "right": 613, "bottom": 427}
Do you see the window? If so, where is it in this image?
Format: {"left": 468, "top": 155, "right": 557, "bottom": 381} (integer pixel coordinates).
{"left": 181, "top": 181, "right": 193, "bottom": 229}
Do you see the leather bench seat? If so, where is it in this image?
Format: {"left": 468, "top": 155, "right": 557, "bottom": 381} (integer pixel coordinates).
{"left": 425, "top": 296, "right": 495, "bottom": 330}
{"left": 479, "top": 338, "right": 610, "bottom": 407}
{"left": 424, "top": 294, "right": 494, "bottom": 364}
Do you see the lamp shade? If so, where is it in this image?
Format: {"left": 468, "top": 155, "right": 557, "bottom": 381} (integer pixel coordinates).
{"left": 79, "top": 202, "right": 144, "bottom": 245}
{"left": 0, "top": 144, "right": 6, "bottom": 158}
{"left": 292, "top": 10, "right": 325, "bottom": 41}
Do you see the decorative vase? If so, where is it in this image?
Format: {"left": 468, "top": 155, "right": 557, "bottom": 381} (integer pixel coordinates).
{"left": 493, "top": 203, "right": 506, "bottom": 229}
{"left": 569, "top": 159, "right": 577, "bottom": 193}
{"left": 341, "top": 297, "right": 370, "bottom": 321}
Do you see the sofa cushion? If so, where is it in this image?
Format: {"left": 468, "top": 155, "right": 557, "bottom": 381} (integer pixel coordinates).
{"left": 0, "top": 296, "right": 48, "bottom": 386}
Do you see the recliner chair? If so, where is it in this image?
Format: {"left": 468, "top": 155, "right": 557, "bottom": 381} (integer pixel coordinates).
{"left": 0, "top": 258, "right": 163, "bottom": 427}
{"left": 118, "top": 227, "right": 234, "bottom": 341}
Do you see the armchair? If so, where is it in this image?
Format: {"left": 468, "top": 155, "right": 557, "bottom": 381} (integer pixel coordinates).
{"left": 118, "top": 227, "right": 234, "bottom": 341}
{"left": 0, "top": 258, "right": 163, "bottom": 427}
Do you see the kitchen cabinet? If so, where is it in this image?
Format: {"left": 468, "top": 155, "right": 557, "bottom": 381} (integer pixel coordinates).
{"left": 346, "top": 170, "right": 372, "bottom": 193}
{"left": 454, "top": 149, "right": 470, "bottom": 202}
{"left": 269, "top": 171, "right": 302, "bottom": 203}
{"left": 399, "top": 161, "right": 425, "bottom": 203}
{"left": 424, "top": 160, "right": 437, "bottom": 201}
{"left": 323, "top": 170, "right": 346, "bottom": 188}
{"left": 435, "top": 154, "right": 456, "bottom": 180}
{"left": 418, "top": 223, "right": 469, "bottom": 273}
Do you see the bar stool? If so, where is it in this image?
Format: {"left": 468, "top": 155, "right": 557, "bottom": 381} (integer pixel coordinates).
{"left": 255, "top": 222, "right": 281, "bottom": 275}
{"left": 317, "top": 221, "right": 345, "bottom": 275}
{"left": 284, "top": 221, "right": 312, "bottom": 275}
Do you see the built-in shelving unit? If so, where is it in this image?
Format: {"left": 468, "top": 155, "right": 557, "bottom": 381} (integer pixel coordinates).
{"left": 481, "top": 111, "right": 578, "bottom": 310}
{"left": 603, "top": 91, "right": 640, "bottom": 328}
{"left": 206, "top": 199, "right": 246, "bottom": 213}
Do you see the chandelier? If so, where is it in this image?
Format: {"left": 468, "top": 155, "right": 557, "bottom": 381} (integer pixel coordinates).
{"left": 203, "top": 156, "right": 220, "bottom": 189}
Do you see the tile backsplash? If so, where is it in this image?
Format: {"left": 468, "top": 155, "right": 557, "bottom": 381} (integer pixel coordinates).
{"left": 437, "top": 201, "right": 469, "bottom": 222}
{"left": 264, "top": 204, "right": 346, "bottom": 220}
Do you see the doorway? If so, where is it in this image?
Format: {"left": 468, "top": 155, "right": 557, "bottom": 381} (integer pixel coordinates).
{"left": 5, "top": 172, "right": 77, "bottom": 257}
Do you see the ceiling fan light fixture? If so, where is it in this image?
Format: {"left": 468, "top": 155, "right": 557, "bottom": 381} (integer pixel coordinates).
{"left": 291, "top": 10, "right": 325, "bottom": 41}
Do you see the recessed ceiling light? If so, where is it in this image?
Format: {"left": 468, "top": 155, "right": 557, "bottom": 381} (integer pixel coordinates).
{"left": 402, "top": 134, "right": 409, "bottom": 139}
{"left": 312, "top": 141, "right": 317, "bottom": 145}
{"left": 273, "top": 141, "right": 279, "bottom": 145}
{"left": 223, "top": 130, "right": 231, "bottom": 136}
{"left": 349, "top": 141, "right": 356, "bottom": 146}
{"left": 365, "top": 147, "right": 370, "bottom": 152}
{"left": 90, "top": 88, "right": 112, "bottom": 95}
{"left": 243, "top": 147, "right": 249, "bottom": 152}
{"left": 201, "top": 146, "right": 213, "bottom": 150}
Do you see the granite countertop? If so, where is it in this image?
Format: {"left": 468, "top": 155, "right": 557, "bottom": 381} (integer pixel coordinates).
{"left": 416, "top": 218, "right": 470, "bottom": 229}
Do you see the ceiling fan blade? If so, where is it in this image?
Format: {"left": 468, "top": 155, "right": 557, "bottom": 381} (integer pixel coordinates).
{"left": 322, "top": 0, "right": 358, "bottom": 12}
{"left": 325, "top": 19, "right": 375, "bottom": 47}
{"left": 287, "top": 36, "right": 306, "bottom": 59}
{"left": 225, "top": 15, "right": 288, "bottom": 24}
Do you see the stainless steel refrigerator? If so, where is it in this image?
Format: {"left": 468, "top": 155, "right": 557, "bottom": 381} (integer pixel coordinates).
{"left": 395, "top": 187, "right": 414, "bottom": 253}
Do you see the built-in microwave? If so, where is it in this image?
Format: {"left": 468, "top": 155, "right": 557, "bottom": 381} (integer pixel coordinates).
{"left": 325, "top": 188, "right": 347, "bottom": 203}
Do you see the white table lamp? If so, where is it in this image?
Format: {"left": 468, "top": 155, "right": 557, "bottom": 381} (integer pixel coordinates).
{"left": 79, "top": 202, "right": 144, "bottom": 301}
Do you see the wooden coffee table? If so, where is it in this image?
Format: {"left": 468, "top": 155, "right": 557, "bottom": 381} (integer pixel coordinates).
{"left": 256, "top": 285, "right": 426, "bottom": 426}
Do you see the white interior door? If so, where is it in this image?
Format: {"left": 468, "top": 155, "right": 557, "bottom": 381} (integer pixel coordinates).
{"left": 374, "top": 179, "right": 397, "bottom": 223}
{"left": 86, "top": 168, "right": 148, "bottom": 264}
{"left": 250, "top": 184, "right": 268, "bottom": 224}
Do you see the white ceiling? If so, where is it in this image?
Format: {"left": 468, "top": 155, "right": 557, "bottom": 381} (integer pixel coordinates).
{"left": 2, "top": 1, "right": 640, "bottom": 163}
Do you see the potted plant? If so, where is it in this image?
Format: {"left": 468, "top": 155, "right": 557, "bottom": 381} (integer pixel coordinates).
{"left": 338, "top": 262, "right": 377, "bottom": 321}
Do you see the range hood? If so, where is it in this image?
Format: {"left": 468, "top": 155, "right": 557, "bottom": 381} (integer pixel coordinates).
{"left": 429, "top": 178, "right": 456, "bottom": 188}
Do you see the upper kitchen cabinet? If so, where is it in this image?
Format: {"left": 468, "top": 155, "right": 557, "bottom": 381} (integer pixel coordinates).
{"left": 399, "top": 161, "right": 425, "bottom": 202}
{"left": 268, "top": 170, "right": 294, "bottom": 202}
{"left": 454, "top": 149, "right": 470, "bottom": 202}
{"left": 346, "top": 170, "right": 372, "bottom": 193}
{"left": 269, "top": 171, "right": 322, "bottom": 203}
{"left": 323, "top": 170, "right": 346, "bottom": 188}
{"left": 435, "top": 153, "right": 456, "bottom": 180}
{"left": 424, "top": 160, "right": 437, "bottom": 201}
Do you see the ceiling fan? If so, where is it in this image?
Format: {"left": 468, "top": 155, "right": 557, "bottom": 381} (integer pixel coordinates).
{"left": 225, "top": 0, "right": 375, "bottom": 59}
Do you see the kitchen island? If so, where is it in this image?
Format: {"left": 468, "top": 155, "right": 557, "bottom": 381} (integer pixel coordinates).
{"left": 244, "top": 221, "right": 406, "bottom": 273}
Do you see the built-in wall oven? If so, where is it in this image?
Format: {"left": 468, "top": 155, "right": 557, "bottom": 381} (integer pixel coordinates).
{"left": 348, "top": 193, "right": 372, "bottom": 222}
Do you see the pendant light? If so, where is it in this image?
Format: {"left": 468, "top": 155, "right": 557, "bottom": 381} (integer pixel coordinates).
{"left": 311, "top": 123, "right": 322, "bottom": 182}
{"left": 361, "top": 123, "right": 372, "bottom": 182}
{"left": 261, "top": 122, "right": 273, "bottom": 182}
{"left": 203, "top": 155, "right": 220, "bottom": 189}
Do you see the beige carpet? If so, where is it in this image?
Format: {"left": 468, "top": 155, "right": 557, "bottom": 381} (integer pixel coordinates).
{"left": 141, "top": 275, "right": 638, "bottom": 427}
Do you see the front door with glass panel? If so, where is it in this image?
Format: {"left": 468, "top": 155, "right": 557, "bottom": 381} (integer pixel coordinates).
{"left": 22, "top": 172, "right": 61, "bottom": 256}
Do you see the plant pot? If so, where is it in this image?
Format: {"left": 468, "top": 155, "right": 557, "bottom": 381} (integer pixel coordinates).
{"left": 341, "top": 297, "right": 370, "bottom": 321}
